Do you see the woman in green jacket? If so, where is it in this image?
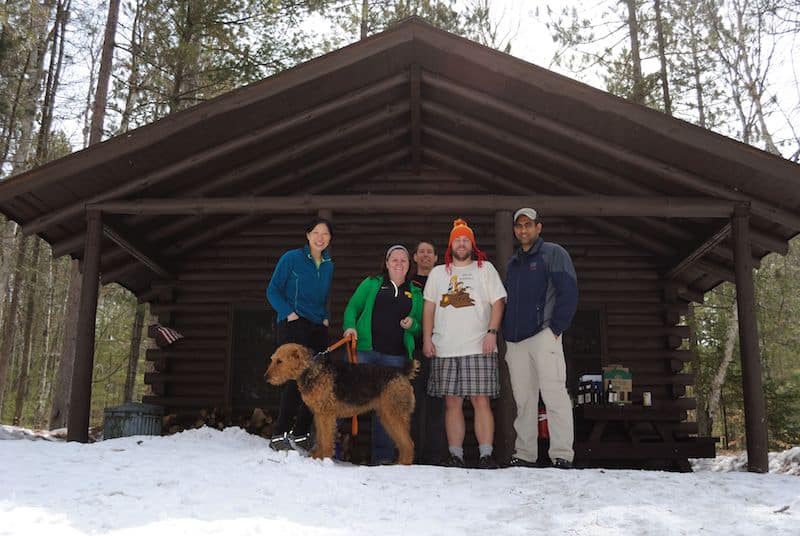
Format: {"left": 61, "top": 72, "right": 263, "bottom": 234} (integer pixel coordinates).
{"left": 343, "top": 244, "right": 423, "bottom": 464}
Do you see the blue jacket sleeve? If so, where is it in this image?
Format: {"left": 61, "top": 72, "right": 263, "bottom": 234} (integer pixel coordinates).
{"left": 549, "top": 245, "right": 578, "bottom": 336}
{"left": 267, "top": 251, "right": 293, "bottom": 320}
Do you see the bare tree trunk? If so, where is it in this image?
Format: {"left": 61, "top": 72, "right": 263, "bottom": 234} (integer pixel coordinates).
{"left": 0, "top": 234, "right": 29, "bottom": 411}
{"left": 689, "top": 24, "right": 706, "bottom": 128}
{"left": 0, "top": 222, "right": 20, "bottom": 326}
{"left": 10, "top": 0, "right": 57, "bottom": 174}
{"left": 89, "top": 0, "right": 120, "bottom": 145}
{"left": 624, "top": 0, "right": 645, "bottom": 104}
{"left": 12, "top": 240, "right": 41, "bottom": 425}
{"left": 35, "top": 0, "right": 70, "bottom": 164}
{"left": 707, "top": 302, "right": 739, "bottom": 429}
{"left": 49, "top": 261, "right": 80, "bottom": 429}
{"left": 123, "top": 304, "right": 145, "bottom": 402}
{"left": 361, "top": 0, "right": 369, "bottom": 40}
{"left": 118, "top": 0, "right": 142, "bottom": 134}
{"left": 721, "top": 398, "right": 730, "bottom": 448}
{"left": 34, "top": 257, "right": 57, "bottom": 427}
{"left": 654, "top": 0, "right": 672, "bottom": 115}
{"left": 49, "top": 0, "right": 116, "bottom": 429}
{"left": 0, "top": 52, "right": 33, "bottom": 169}
{"left": 689, "top": 304, "right": 712, "bottom": 436}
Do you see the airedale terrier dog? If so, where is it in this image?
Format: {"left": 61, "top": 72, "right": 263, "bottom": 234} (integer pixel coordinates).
{"left": 265, "top": 343, "right": 418, "bottom": 464}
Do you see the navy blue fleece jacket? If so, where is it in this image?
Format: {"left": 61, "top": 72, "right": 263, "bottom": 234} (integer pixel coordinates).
{"left": 502, "top": 237, "right": 578, "bottom": 342}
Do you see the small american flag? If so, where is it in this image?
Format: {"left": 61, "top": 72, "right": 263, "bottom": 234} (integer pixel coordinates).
{"left": 148, "top": 324, "right": 184, "bottom": 348}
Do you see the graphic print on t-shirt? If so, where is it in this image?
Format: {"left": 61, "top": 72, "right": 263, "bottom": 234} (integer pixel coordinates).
{"left": 440, "top": 273, "right": 476, "bottom": 308}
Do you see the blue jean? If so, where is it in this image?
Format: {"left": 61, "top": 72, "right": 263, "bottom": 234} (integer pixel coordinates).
{"left": 357, "top": 350, "right": 407, "bottom": 464}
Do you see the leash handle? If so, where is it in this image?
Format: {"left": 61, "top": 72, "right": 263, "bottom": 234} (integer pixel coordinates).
{"left": 324, "top": 333, "right": 359, "bottom": 436}
{"left": 346, "top": 335, "right": 358, "bottom": 436}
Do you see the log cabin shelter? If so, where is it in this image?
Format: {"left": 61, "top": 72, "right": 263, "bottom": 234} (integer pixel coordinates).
{"left": 1, "top": 17, "right": 799, "bottom": 471}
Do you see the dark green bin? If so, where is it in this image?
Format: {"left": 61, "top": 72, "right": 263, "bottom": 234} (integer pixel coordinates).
{"left": 103, "top": 402, "right": 163, "bottom": 439}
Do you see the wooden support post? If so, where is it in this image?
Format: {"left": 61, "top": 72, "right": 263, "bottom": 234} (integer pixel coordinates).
{"left": 494, "top": 210, "right": 515, "bottom": 464}
{"left": 732, "top": 204, "right": 769, "bottom": 473}
{"left": 67, "top": 210, "right": 103, "bottom": 443}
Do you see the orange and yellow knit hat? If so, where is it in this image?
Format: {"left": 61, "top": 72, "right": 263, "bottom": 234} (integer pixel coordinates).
{"left": 444, "top": 218, "right": 487, "bottom": 270}
{"left": 448, "top": 218, "right": 475, "bottom": 248}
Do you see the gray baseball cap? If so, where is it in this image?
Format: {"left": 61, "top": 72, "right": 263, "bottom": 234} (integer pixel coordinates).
{"left": 513, "top": 208, "right": 538, "bottom": 222}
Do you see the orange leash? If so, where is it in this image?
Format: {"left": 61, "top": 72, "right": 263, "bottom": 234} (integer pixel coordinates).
{"left": 324, "top": 333, "right": 359, "bottom": 436}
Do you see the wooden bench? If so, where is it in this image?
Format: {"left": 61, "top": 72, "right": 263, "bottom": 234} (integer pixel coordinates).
{"left": 573, "top": 405, "right": 718, "bottom": 472}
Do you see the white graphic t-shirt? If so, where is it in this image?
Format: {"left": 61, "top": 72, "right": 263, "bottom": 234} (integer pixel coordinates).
{"left": 423, "top": 261, "right": 507, "bottom": 357}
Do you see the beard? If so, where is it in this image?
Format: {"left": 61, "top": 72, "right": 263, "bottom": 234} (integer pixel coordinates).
{"left": 451, "top": 249, "right": 473, "bottom": 262}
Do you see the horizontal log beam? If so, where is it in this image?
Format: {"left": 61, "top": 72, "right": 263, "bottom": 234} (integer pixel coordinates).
{"left": 89, "top": 195, "right": 735, "bottom": 217}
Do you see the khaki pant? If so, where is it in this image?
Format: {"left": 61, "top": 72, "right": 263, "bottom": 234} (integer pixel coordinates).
{"left": 505, "top": 328, "right": 574, "bottom": 463}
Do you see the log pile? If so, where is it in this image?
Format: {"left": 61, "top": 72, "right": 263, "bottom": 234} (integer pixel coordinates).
{"left": 161, "top": 407, "right": 276, "bottom": 437}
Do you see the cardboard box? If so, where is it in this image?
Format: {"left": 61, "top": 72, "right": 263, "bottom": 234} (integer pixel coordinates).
{"left": 602, "top": 364, "right": 632, "bottom": 404}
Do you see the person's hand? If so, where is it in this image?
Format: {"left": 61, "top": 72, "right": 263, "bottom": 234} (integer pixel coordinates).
{"left": 287, "top": 312, "right": 299, "bottom": 322}
{"left": 483, "top": 332, "right": 497, "bottom": 354}
{"left": 423, "top": 338, "right": 436, "bottom": 358}
{"left": 322, "top": 319, "right": 329, "bottom": 327}
{"left": 400, "top": 317, "right": 413, "bottom": 330}
{"left": 343, "top": 328, "right": 358, "bottom": 341}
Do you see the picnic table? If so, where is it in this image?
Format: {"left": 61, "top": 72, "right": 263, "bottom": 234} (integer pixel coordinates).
{"left": 573, "top": 404, "right": 717, "bottom": 471}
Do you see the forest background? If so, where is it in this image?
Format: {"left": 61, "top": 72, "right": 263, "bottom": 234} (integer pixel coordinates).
{"left": 0, "top": 0, "right": 798, "bottom": 450}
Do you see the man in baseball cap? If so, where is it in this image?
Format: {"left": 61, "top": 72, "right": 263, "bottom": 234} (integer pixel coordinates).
{"left": 502, "top": 208, "right": 578, "bottom": 469}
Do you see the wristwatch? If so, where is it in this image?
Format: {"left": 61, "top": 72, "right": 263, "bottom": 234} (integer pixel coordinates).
{"left": 487, "top": 328, "right": 498, "bottom": 335}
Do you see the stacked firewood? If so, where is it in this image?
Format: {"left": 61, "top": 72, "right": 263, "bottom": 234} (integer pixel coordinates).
{"left": 161, "top": 407, "right": 275, "bottom": 437}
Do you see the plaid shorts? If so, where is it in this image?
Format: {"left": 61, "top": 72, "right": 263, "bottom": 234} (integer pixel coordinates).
{"left": 427, "top": 353, "right": 500, "bottom": 398}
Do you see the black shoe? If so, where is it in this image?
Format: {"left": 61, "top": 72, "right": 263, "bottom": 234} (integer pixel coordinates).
{"left": 288, "top": 431, "right": 313, "bottom": 452}
{"left": 553, "top": 458, "right": 573, "bottom": 469}
{"left": 445, "top": 453, "right": 465, "bottom": 468}
{"left": 478, "top": 455, "right": 499, "bottom": 469}
{"left": 508, "top": 456, "right": 537, "bottom": 468}
{"left": 269, "top": 433, "right": 291, "bottom": 451}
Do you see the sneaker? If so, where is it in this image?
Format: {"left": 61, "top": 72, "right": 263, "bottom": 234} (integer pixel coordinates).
{"left": 553, "top": 458, "right": 573, "bottom": 469}
{"left": 508, "top": 456, "right": 537, "bottom": 468}
{"left": 445, "top": 453, "right": 466, "bottom": 468}
{"left": 288, "top": 431, "right": 313, "bottom": 452}
{"left": 478, "top": 455, "right": 499, "bottom": 469}
{"left": 269, "top": 433, "right": 291, "bottom": 451}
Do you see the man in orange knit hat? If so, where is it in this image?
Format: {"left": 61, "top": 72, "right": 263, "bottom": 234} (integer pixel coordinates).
{"left": 422, "top": 218, "right": 507, "bottom": 469}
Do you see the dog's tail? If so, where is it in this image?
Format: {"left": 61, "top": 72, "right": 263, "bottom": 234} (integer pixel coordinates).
{"left": 402, "top": 359, "right": 421, "bottom": 380}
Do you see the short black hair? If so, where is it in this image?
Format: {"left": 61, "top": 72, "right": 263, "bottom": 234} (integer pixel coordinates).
{"left": 414, "top": 240, "right": 436, "bottom": 254}
{"left": 306, "top": 217, "right": 333, "bottom": 237}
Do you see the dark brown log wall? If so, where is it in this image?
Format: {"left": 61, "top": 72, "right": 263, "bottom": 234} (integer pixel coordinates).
{"left": 142, "top": 181, "right": 696, "bottom": 434}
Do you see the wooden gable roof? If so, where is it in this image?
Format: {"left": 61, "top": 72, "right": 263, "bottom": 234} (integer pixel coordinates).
{"left": 1, "top": 17, "right": 799, "bottom": 297}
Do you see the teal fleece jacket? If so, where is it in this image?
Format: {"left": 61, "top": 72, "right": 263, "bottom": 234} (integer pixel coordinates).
{"left": 343, "top": 276, "right": 422, "bottom": 360}
{"left": 266, "top": 245, "right": 333, "bottom": 324}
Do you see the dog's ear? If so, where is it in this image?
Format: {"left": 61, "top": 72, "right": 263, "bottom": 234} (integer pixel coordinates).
{"left": 292, "top": 344, "right": 312, "bottom": 363}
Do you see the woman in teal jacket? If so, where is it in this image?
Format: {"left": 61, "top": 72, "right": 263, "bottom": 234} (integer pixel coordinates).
{"left": 343, "top": 244, "right": 422, "bottom": 464}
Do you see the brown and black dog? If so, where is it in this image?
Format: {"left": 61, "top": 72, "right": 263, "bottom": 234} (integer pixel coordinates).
{"left": 264, "top": 343, "right": 418, "bottom": 464}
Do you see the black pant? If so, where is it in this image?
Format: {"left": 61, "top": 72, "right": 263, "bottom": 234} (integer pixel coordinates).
{"left": 273, "top": 317, "right": 329, "bottom": 436}
{"left": 410, "top": 353, "right": 446, "bottom": 464}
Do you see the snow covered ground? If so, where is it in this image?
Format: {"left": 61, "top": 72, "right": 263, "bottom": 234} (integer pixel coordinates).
{"left": 1, "top": 424, "right": 798, "bottom": 535}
